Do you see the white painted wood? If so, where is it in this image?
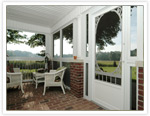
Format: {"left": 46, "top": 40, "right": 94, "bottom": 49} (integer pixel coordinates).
{"left": 93, "top": 80, "right": 123, "bottom": 110}
{"left": 51, "top": 6, "right": 91, "bottom": 32}
{"left": 45, "top": 34, "right": 52, "bottom": 59}
{"left": 49, "top": 34, "right": 53, "bottom": 60}
{"left": 73, "top": 18, "right": 78, "bottom": 57}
{"left": 91, "top": 6, "right": 124, "bottom": 110}
{"left": 7, "top": 19, "right": 51, "bottom": 34}
{"left": 82, "top": 12, "right": 88, "bottom": 100}
{"left": 137, "top": 6, "right": 144, "bottom": 62}
{"left": 76, "top": 15, "right": 81, "bottom": 58}
{"left": 7, "top": 5, "right": 77, "bottom": 28}
{"left": 122, "top": 6, "right": 130, "bottom": 110}
{"left": 60, "top": 28, "right": 62, "bottom": 67}
{"left": 123, "top": 6, "right": 144, "bottom": 110}
{"left": 136, "top": 61, "right": 144, "bottom": 67}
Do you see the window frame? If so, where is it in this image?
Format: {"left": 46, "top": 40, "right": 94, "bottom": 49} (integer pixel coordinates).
{"left": 52, "top": 21, "right": 76, "bottom": 67}
{"left": 62, "top": 23, "right": 73, "bottom": 58}
{"left": 53, "top": 31, "right": 60, "bottom": 58}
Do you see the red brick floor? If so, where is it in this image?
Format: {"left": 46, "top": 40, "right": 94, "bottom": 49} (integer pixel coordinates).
{"left": 7, "top": 83, "right": 105, "bottom": 111}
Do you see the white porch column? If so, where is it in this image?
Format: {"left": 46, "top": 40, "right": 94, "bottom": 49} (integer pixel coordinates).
{"left": 76, "top": 14, "right": 83, "bottom": 59}
{"left": 137, "top": 6, "right": 144, "bottom": 63}
{"left": 45, "top": 34, "right": 52, "bottom": 60}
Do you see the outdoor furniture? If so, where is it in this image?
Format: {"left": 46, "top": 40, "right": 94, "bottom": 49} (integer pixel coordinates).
{"left": 13, "top": 68, "right": 20, "bottom": 72}
{"left": 7, "top": 68, "right": 24, "bottom": 93}
{"left": 43, "top": 67, "right": 67, "bottom": 95}
{"left": 33, "top": 72, "right": 45, "bottom": 89}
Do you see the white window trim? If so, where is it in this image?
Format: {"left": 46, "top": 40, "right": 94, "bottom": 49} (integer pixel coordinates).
{"left": 126, "top": 6, "right": 144, "bottom": 63}
{"left": 52, "top": 20, "right": 78, "bottom": 67}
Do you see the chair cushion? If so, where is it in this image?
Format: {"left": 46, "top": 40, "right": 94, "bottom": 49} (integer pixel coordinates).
{"left": 7, "top": 64, "right": 14, "bottom": 72}
{"left": 56, "top": 66, "right": 66, "bottom": 71}
{"left": 55, "top": 76, "right": 61, "bottom": 82}
{"left": 37, "top": 68, "right": 45, "bottom": 73}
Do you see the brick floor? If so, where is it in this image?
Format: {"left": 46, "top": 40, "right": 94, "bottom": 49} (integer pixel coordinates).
{"left": 7, "top": 83, "right": 105, "bottom": 111}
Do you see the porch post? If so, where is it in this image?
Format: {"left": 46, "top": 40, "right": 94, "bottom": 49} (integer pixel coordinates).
{"left": 45, "top": 34, "right": 53, "bottom": 71}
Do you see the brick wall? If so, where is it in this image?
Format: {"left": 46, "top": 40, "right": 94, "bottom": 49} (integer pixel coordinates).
{"left": 138, "top": 67, "right": 144, "bottom": 110}
{"left": 70, "top": 62, "right": 84, "bottom": 98}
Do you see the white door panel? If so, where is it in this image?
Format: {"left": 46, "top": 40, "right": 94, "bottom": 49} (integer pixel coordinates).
{"left": 93, "top": 80, "right": 123, "bottom": 110}
{"left": 92, "top": 6, "right": 124, "bottom": 110}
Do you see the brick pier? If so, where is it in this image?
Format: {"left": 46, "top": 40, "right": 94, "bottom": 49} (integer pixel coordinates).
{"left": 138, "top": 67, "right": 144, "bottom": 110}
{"left": 70, "top": 62, "right": 84, "bottom": 98}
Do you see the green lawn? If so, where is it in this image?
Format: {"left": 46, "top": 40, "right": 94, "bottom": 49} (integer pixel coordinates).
{"left": 97, "top": 60, "right": 136, "bottom": 80}
{"left": 100, "top": 67, "right": 136, "bottom": 80}
{"left": 97, "top": 61, "right": 119, "bottom": 65}
{"left": 102, "top": 67, "right": 117, "bottom": 72}
{"left": 131, "top": 67, "right": 136, "bottom": 80}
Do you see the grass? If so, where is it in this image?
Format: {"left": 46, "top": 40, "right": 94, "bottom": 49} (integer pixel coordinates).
{"left": 20, "top": 69, "right": 36, "bottom": 72}
{"left": 131, "top": 67, "right": 136, "bottom": 80}
{"left": 97, "top": 60, "right": 136, "bottom": 80}
{"left": 97, "top": 61, "right": 119, "bottom": 65}
{"left": 102, "top": 67, "right": 117, "bottom": 72}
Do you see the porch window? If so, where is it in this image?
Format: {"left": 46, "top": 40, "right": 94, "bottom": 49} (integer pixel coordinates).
{"left": 62, "top": 24, "right": 73, "bottom": 57}
{"left": 53, "top": 61, "right": 60, "bottom": 69}
{"left": 130, "top": 6, "right": 137, "bottom": 57}
{"left": 7, "top": 29, "right": 45, "bottom": 58}
{"left": 86, "top": 14, "right": 89, "bottom": 57}
{"left": 53, "top": 31, "right": 60, "bottom": 58}
{"left": 7, "top": 29, "right": 46, "bottom": 81}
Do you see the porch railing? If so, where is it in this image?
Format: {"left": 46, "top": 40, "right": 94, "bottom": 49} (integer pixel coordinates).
{"left": 7, "top": 57, "right": 45, "bottom": 82}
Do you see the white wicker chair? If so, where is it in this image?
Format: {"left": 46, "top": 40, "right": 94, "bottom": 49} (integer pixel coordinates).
{"left": 43, "top": 67, "right": 67, "bottom": 95}
{"left": 33, "top": 72, "right": 45, "bottom": 89}
{"left": 7, "top": 68, "right": 24, "bottom": 93}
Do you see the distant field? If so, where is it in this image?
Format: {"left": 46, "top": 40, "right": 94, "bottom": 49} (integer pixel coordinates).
{"left": 97, "top": 60, "right": 119, "bottom": 65}
{"left": 97, "top": 60, "right": 136, "bottom": 80}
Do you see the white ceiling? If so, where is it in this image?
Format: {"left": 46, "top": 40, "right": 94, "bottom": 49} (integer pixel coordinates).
{"left": 6, "top": 5, "right": 77, "bottom": 28}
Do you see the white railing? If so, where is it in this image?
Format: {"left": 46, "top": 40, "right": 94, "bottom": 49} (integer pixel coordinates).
{"left": 7, "top": 57, "right": 45, "bottom": 82}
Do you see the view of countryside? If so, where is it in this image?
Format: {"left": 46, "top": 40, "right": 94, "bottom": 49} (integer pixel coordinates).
{"left": 7, "top": 29, "right": 46, "bottom": 80}
{"left": 95, "top": 7, "right": 137, "bottom": 80}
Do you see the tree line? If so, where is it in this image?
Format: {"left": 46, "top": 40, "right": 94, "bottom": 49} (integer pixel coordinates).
{"left": 96, "top": 51, "right": 121, "bottom": 61}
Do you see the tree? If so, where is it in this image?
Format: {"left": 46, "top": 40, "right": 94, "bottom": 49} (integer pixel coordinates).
{"left": 7, "top": 29, "right": 45, "bottom": 57}
{"left": 96, "top": 11, "right": 121, "bottom": 50}
{"left": 113, "top": 61, "right": 117, "bottom": 67}
{"left": 62, "top": 24, "right": 73, "bottom": 44}
{"left": 26, "top": 34, "right": 45, "bottom": 56}
{"left": 26, "top": 34, "right": 45, "bottom": 48}
{"left": 7, "top": 29, "right": 27, "bottom": 44}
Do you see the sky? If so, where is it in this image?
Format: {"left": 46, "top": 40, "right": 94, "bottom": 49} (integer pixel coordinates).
{"left": 130, "top": 6, "right": 137, "bottom": 51}
{"left": 7, "top": 31, "right": 45, "bottom": 54}
{"left": 54, "top": 38, "right": 73, "bottom": 56}
{"left": 97, "top": 31, "right": 122, "bottom": 53}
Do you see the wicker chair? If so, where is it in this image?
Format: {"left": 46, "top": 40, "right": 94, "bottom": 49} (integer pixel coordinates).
{"left": 33, "top": 72, "right": 45, "bottom": 89}
{"left": 7, "top": 68, "right": 24, "bottom": 93}
{"left": 43, "top": 67, "right": 67, "bottom": 95}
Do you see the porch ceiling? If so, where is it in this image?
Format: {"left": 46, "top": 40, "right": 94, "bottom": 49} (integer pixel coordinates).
{"left": 6, "top": 5, "right": 77, "bottom": 28}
